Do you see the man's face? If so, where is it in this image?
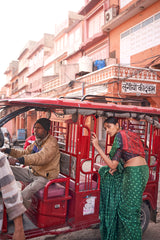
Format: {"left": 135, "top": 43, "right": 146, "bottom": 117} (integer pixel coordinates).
{"left": 33, "top": 123, "right": 47, "bottom": 139}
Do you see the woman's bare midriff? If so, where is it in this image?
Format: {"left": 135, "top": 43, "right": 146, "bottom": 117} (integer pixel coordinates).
{"left": 124, "top": 156, "right": 147, "bottom": 168}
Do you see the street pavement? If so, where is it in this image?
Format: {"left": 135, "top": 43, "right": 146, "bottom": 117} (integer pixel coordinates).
{"left": 31, "top": 219, "right": 160, "bottom": 240}
{"left": 31, "top": 214, "right": 160, "bottom": 240}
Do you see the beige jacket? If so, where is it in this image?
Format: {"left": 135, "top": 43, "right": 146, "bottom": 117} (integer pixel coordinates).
{"left": 9, "top": 135, "right": 60, "bottom": 180}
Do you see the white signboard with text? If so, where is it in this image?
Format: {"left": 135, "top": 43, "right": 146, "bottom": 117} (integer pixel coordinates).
{"left": 122, "top": 82, "right": 156, "bottom": 94}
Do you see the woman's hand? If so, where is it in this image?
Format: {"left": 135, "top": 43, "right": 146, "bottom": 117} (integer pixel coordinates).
{"left": 91, "top": 132, "right": 99, "bottom": 149}
{"left": 91, "top": 132, "right": 119, "bottom": 170}
{"left": 109, "top": 168, "right": 117, "bottom": 175}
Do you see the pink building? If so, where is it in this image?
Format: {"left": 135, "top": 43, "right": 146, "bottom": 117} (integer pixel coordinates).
{"left": 1, "top": 0, "right": 160, "bottom": 138}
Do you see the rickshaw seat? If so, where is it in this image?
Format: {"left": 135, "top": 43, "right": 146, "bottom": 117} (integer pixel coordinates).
{"left": 35, "top": 182, "right": 65, "bottom": 199}
{"left": 26, "top": 176, "right": 70, "bottom": 228}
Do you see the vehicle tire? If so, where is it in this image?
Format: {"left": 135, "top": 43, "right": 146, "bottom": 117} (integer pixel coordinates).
{"left": 140, "top": 202, "right": 150, "bottom": 233}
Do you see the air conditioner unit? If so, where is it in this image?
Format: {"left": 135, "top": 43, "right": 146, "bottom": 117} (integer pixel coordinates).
{"left": 105, "top": 7, "right": 117, "bottom": 23}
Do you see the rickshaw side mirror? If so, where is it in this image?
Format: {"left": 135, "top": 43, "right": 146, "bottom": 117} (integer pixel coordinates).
{"left": 0, "top": 128, "right": 4, "bottom": 147}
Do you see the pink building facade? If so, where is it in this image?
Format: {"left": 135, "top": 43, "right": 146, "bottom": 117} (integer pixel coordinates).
{"left": 1, "top": 0, "right": 160, "bottom": 138}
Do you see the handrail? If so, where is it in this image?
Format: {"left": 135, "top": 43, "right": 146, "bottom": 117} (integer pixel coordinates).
{"left": 43, "top": 177, "right": 70, "bottom": 200}
{"left": 81, "top": 94, "right": 145, "bottom": 103}
{"left": 80, "top": 158, "right": 100, "bottom": 190}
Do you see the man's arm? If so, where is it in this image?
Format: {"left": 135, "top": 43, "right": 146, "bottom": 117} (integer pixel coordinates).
{"left": 12, "top": 215, "right": 25, "bottom": 240}
{"left": 0, "top": 152, "right": 26, "bottom": 239}
{"left": 0, "top": 142, "right": 33, "bottom": 158}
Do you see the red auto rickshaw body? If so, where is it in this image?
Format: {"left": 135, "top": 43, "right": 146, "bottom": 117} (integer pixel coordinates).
{"left": 0, "top": 97, "right": 159, "bottom": 239}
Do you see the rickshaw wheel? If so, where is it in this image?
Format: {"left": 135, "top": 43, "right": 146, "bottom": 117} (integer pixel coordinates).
{"left": 141, "top": 202, "right": 150, "bottom": 233}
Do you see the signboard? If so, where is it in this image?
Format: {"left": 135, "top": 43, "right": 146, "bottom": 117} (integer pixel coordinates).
{"left": 122, "top": 82, "right": 156, "bottom": 94}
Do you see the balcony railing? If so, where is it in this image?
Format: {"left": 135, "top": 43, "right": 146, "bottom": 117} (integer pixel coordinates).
{"left": 76, "top": 65, "right": 159, "bottom": 85}
{"left": 42, "top": 64, "right": 160, "bottom": 97}
{"left": 41, "top": 64, "right": 160, "bottom": 99}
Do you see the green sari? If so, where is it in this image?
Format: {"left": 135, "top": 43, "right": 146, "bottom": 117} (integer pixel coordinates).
{"left": 99, "top": 130, "right": 149, "bottom": 240}
{"left": 99, "top": 164, "right": 123, "bottom": 240}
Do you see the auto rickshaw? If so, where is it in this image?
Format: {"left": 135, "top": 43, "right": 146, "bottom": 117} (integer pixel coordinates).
{"left": 0, "top": 96, "right": 159, "bottom": 239}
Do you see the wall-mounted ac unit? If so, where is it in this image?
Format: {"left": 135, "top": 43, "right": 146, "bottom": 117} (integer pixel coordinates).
{"left": 105, "top": 7, "right": 117, "bottom": 23}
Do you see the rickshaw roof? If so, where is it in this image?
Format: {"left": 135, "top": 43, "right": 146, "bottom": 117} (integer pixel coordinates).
{"left": 0, "top": 97, "right": 160, "bottom": 116}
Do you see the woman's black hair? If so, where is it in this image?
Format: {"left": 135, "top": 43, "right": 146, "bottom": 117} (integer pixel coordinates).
{"left": 103, "top": 117, "right": 118, "bottom": 125}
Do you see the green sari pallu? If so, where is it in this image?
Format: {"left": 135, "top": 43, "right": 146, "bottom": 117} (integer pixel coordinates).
{"left": 99, "top": 164, "right": 123, "bottom": 240}
{"left": 99, "top": 131, "right": 149, "bottom": 240}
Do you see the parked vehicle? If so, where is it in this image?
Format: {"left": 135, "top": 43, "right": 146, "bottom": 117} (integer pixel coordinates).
{"left": 1, "top": 127, "right": 12, "bottom": 147}
{"left": 0, "top": 96, "right": 159, "bottom": 239}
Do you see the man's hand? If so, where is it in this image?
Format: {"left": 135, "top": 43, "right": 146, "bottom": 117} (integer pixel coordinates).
{"left": 8, "top": 157, "right": 18, "bottom": 166}
{"left": 0, "top": 148, "right": 7, "bottom": 153}
{"left": 0, "top": 148, "right": 11, "bottom": 154}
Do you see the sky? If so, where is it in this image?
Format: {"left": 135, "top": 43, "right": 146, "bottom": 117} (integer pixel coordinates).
{"left": 0, "top": 0, "right": 85, "bottom": 90}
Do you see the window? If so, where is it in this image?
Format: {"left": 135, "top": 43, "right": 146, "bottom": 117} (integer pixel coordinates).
{"left": 75, "top": 28, "right": 80, "bottom": 42}
{"left": 69, "top": 33, "right": 74, "bottom": 47}
{"left": 120, "top": 0, "right": 132, "bottom": 8}
{"left": 88, "top": 10, "right": 104, "bottom": 39}
{"left": 120, "top": 12, "right": 160, "bottom": 65}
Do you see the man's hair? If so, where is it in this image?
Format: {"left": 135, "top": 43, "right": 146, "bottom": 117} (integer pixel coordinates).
{"left": 103, "top": 117, "right": 118, "bottom": 125}
{"left": 34, "top": 118, "right": 51, "bottom": 132}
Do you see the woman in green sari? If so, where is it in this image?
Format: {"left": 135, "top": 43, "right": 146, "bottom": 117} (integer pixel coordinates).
{"left": 91, "top": 117, "right": 149, "bottom": 240}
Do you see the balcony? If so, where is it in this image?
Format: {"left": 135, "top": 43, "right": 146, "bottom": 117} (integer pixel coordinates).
{"left": 77, "top": 64, "right": 159, "bottom": 82}
{"left": 46, "top": 64, "right": 160, "bottom": 100}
